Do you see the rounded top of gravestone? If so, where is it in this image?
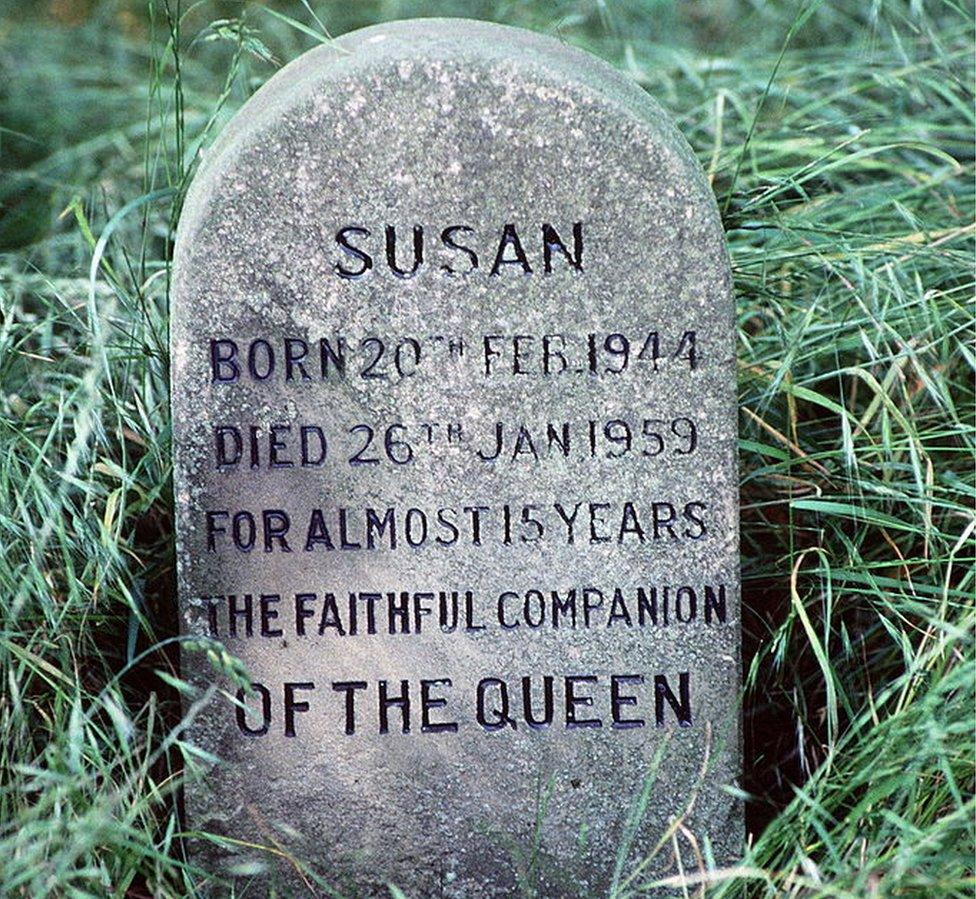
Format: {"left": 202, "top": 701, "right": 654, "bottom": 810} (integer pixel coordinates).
{"left": 175, "top": 17, "right": 721, "bottom": 263}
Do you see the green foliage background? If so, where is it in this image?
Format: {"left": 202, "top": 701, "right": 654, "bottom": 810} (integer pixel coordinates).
{"left": 0, "top": 0, "right": 973, "bottom": 896}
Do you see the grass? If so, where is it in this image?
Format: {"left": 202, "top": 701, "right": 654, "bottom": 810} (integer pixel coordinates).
{"left": 0, "top": 0, "right": 973, "bottom": 896}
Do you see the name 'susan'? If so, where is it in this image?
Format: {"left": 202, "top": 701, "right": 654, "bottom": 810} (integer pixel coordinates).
{"left": 334, "top": 221, "right": 584, "bottom": 278}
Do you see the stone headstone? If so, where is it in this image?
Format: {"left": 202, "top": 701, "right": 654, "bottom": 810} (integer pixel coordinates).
{"left": 172, "top": 18, "right": 740, "bottom": 896}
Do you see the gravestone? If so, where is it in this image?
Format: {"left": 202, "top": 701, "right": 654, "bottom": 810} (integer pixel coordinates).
{"left": 172, "top": 17, "right": 740, "bottom": 896}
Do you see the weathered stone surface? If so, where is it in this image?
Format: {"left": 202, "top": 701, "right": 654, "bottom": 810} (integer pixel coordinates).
{"left": 172, "top": 17, "right": 740, "bottom": 896}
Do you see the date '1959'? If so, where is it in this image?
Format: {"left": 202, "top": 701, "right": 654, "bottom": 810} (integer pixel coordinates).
{"left": 211, "top": 415, "right": 700, "bottom": 469}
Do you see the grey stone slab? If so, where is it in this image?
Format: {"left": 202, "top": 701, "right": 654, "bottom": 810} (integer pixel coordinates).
{"left": 171, "top": 17, "right": 740, "bottom": 897}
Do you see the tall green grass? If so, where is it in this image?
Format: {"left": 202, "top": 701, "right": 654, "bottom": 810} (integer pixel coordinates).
{"left": 0, "top": 1, "right": 972, "bottom": 896}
